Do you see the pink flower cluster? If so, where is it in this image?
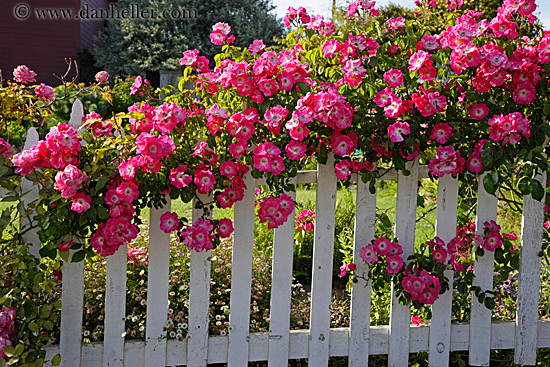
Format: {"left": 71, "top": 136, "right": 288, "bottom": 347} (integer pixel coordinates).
{"left": 338, "top": 262, "right": 357, "bottom": 278}
{"left": 428, "top": 145, "right": 465, "bottom": 177}
{"left": 91, "top": 180, "right": 140, "bottom": 256}
{"left": 387, "top": 17, "right": 406, "bottom": 31}
{"left": 160, "top": 211, "right": 180, "bottom": 233}
{"left": 360, "top": 237, "right": 404, "bottom": 274}
{"left": 307, "top": 15, "right": 335, "bottom": 37}
{"left": 253, "top": 142, "right": 285, "bottom": 175}
{"left": 127, "top": 247, "right": 148, "bottom": 266}
{"left": 210, "top": 22, "right": 234, "bottom": 46}
{"left": 427, "top": 236, "right": 467, "bottom": 272}
{"left": 179, "top": 49, "right": 210, "bottom": 73}
{"left": 478, "top": 220, "right": 504, "bottom": 251}
{"left": 258, "top": 193, "right": 295, "bottom": 229}
{"left": 373, "top": 87, "right": 413, "bottom": 120}
{"left": 440, "top": 6, "right": 542, "bottom": 104}
{"left": 402, "top": 267, "right": 441, "bottom": 305}
{"left": 347, "top": 0, "right": 380, "bottom": 18}
{"left": 283, "top": 7, "right": 311, "bottom": 27}
{"left": 217, "top": 173, "right": 248, "bottom": 209}
{"left": 95, "top": 71, "right": 109, "bottom": 84}
{"left": 34, "top": 83, "right": 55, "bottom": 102}
{"left": 118, "top": 132, "right": 175, "bottom": 175}
{"left": 83, "top": 111, "right": 113, "bottom": 139}
{"left": 466, "top": 139, "right": 488, "bottom": 173}
{"left": 181, "top": 218, "right": 215, "bottom": 252}
{"left": 488, "top": 112, "right": 530, "bottom": 145}
{"left": 129, "top": 102, "right": 186, "bottom": 135}
{"left": 13, "top": 65, "right": 37, "bottom": 83}
{"left": 0, "top": 138, "right": 14, "bottom": 161}
{"left": 296, "top": 209, "right": 315, "bottom": 230}
{"left": 185, "top": 42, "right": 310, "bottom": 105}
{"left": 0, "top": 306, "right": 15, "bottom": 361}
{"left": 13, "top": 122, "right": 81, "bottom": 175}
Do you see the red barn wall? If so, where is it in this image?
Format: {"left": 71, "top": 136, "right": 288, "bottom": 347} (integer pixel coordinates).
{"left": 0, "top": 0, "right": 81, "bottom": 86}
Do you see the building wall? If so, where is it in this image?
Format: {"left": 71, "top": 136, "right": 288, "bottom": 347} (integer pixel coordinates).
{"left": 80, "top": 0, "right": 108, "bottom": 50}
{"left": 0, "top": 0, "right": 81, "bottom": 85}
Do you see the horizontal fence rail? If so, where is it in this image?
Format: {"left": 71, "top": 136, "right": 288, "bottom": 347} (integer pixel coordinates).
{"left": 43, "top": 322, "right": 550, "bottom": 366}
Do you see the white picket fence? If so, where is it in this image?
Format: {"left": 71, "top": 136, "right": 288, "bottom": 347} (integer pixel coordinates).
{"left": 18, "top": 101, "right": 550, "bottom": 366}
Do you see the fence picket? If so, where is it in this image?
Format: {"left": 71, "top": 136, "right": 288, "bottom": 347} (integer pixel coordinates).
{"left": 145, "top": 201, "right": 171, "bottom": 366}
{"left": 20, "top": 127, "right": 40, "bottom": 258}
{"left": 469, "top": 173, "right": 498, "bottom": 366}
{"left": 103, "top": 244, "right": 128, "bottom": 366}
{"left": 268, "top": 191, "right": 296, "bottom": 367}
{"left": 227, "top": 174, "right": 256, "bottom": 366}
{"left": 388, "top": 159, "right": 419, "bottom": 367}
{"left": 349, "top": 178, "right": 377, "bottom": 367}
{"left": 60, "top": 99, "right": 86, "bottom": 367}
{"left": 60, "top": 253, "right": 85, "bottom": 367}
{"left": 187, "top": 193, "right": 213, "bottom": 367}
{"left": 308, "top": 155, "right": 338, "bottom": 367}
{"left": 514, "top": 170, "right": 547, "bottom": 365}
{"left": 429, "top": 174, "right": 459, "bottom": 367}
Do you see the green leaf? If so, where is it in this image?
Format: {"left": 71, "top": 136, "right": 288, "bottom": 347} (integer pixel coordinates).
{"left": 71, "top": 250, "right": 86, "bottom": 263}
{"left": 543, "top": 104, "right": 550, "bottom": 117}
{"left": 318, "top": 144, "right": 328, "bottom": 165}
{"left": 393, "top": 154, "right": 406, "bottom": 171}
{"left": 14, "top": 344, "right": 24, "bottom": 355}
{"left": 483, "top": 175, "right": 497, "bottom": 196}
{"left": 369, "top": 177, "right": 376, "bottom": 195}
{"left": 531, "top": 179, "right": 545, "bottom": 201}
{"left": 518, "top": 177, "right": 532, "bottom": 195}
{"left": 51, "top": 354, "right": 61, "bottom": 366}
{"left": 484, "top": 297, "right": 495, "bottom": 310}
{"left": 28, "top": 322, "right": 39, "bottom": 332}
{"left": 379, "top": 213, "right": 392, "bottom": 229}
{"left": 97, "top": 205, "right": 109, "bottom": 220}
{"left": 2, "top": 347, "right": 15, "bottom": 357}
{"left": 481, "top": 148, "right": 493, "bottom": 167}
{"left": 95, "top": 177, "right": 109, "bottom": 192}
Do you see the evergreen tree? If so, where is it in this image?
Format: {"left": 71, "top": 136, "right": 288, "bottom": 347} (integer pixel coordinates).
{"left": 92, "top": 0, "right": 284, "bottom": 77}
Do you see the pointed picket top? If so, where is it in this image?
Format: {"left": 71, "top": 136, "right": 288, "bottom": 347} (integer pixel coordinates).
{"left": 20, "top": 127, "right": 41, "bottom": 257}
{"left": 23, "top": 127, "right": 39, "bottom": 150}
{"left": 69, "top": 99, "right": 85, "bottom": 131}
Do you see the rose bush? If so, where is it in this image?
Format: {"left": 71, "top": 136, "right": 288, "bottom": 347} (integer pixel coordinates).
{"left": 6, "top": 0, "right": 550, "bottom": 315}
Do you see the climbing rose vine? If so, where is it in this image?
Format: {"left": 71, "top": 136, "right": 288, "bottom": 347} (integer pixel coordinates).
{"left": 8, "top": 0, "right": 550, "bottom": 311}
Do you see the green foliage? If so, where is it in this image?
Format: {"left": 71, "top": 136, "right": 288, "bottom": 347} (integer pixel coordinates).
{"left": 91, "top": 0, "right": 285, "bottom": 77}
{"left": 47, "top": 77, "right": 153, "bottom": 126}
{"left": 0, "top": 165, "right": 61, "bottom": 365}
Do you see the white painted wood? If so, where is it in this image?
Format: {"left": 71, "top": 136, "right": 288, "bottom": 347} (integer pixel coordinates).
{"left": 349, "top": 177, "right": 377, "bottom": 367}
{"left": 469, "top": 173, "right": 498, "bottom": 366}
{"left": 268, "top": 190, "right": 296, "bottom": 367}
{"left": 429, "top": 174, "right": 459, "bottom": 367}
{"left": 187, "top": 193, "right": 213, "bottom": 367}
{"left": 60, "top": 101, "right": 86, "bottom": 367}
{"left": 60, "top": 250, "right": 85, "bottom": 367}
{"left": 308, "top": 154, "right": 338, "bottom": 367}
{"left": 68, "top": 99, "right": 85, "bottom": 131}
{"left": 20, "top": 127, "right": 40, "bottom": 258}
{"left": 515, "top": 170, "right": 547, "bottom": 365}
{"left": 145, "top": 201, "right": 171, "bottom": 366}
{"left": 103, "top": 243, "right": 128, "bottom": 366}
{"left": 42, "top": 320, "right": 550, "bottom": 365}
{"left": 389, "top": 159, "right": 419, "bottom": 367}
{"left": 227, "top": 173, "right": 256, "bottom": 366}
